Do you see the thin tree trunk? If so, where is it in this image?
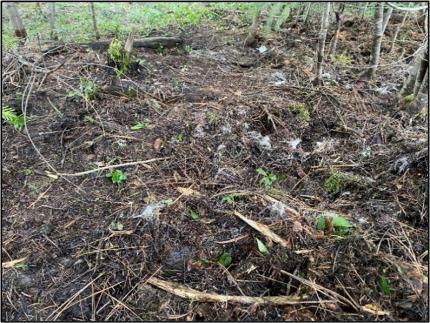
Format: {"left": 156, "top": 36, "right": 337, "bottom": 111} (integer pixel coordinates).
{"left": 6, "top": 3, "right": 27, "bottom": 39}
{"left": 48, "top": 3, "right": 58, "bottom": 40}
{"left": 424, "top": 9, "right": 428, "bottom": 35}
{"left": 400, "top": 43, "right": 428, "bottom": 98}
{"left": 315, "top": 2, "right": 331, "bottom": 84}
{"left": 389, "top": 12, "right": 408, "bottom": 53}
{"left": 360, "top": 2, "right": 368, "bottom": 19}
{"left": 89, "top": 3, "right": 100, "bottom": 40}
{"left": 244, "top": 8, "right": 261, "bottom": 47}
{"left": 366, "top": 2, "right": 384, "bottom": 78}
{"left": 382, "top": 6, "right": 393, "bottom": 34}
{"left": 302, "top": 3, "right": 312, "bottom": 25}
{"left": 329, "top": 4, "right": 344, "bottom": 56}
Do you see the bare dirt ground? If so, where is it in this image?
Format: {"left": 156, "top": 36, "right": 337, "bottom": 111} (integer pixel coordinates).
{"left": 2, "top": 14, "right": 428, "bottom": 321}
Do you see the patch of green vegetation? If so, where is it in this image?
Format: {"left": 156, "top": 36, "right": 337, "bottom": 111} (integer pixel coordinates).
{"left": 184, "top": 44, "right": 193, "bottom": 54}
{"left": 14, "top": 262, "right": 28, "bottom": 271}
{"left": 315, "top": 214, "right": 352, "bottom": 236}
{"left": 379, "top": 269, "right": 391, "bottom": 296}
{"left": 324, "top": 169, "right": 343, "bottom": 194}
{"left": 106, "top": 169, "right": 127, "bottom": 184}
{"left": 218, "top": 251, "right": 232, "bottom": 267}
{"left": 256, "top": 168, "right": 277, "bottom": 189}
{"left": 68, "top": 78, "right": 97, "bottom": 101}
{"left": 155, "top": 44, "right": 165, "bottom": 56}
{"left": 289, "top": 102, "right": 310, "bottom": 122}
{"left": 110, "top": 221, "right": 124, "bottom": 231}
{"left": 83, "top": 115, "right": 96, "bottom": 124}
{"left": 176, "top": 133, "right": 185, "bottom": 142}
{"left": 332, "top": 54, "right": 352, "bottom": 65}
{"left": 162, "top": 198, "right": 174, "bottom": 206}
{"left": 403, "top": 94, "right": 415, "bottom": 104}
{"left": 23, "top": 168, "right": 33, "bottom": 176}
{"left": 130, "top": 118, "right": 151, "bottom": 130}
{"left": 190, "top": 210, "right": 199, "bottom": 220}
{"left": 125, "top": 88, "right": 137, "bottom": 98}
{"left": 2, "top": 34, "right": 18, "bottom": 49}
{"left": 2, "top": 106, "right": 25, "bottom": 130}
{"left": 256, "top": 238, "right": 269, "bottom": 254}
{"left": 205, "top": 111, "right": 219, "bottom": 125}
{"left": 108, "top": 38, "right": 131, "bottom": 76}
{"left": 221, "top": 193, "right": 238, "bottom": 204}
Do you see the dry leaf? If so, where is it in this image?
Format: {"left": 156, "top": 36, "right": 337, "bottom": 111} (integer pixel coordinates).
{"left": 292, "top": 221, "right": 303, "bottom": 232}
{"left": 177, "top": 186, "right": 202, "bottom": 197}
{"left": 2, "top": 257, "right": 27, "bottom": 269}
{"left": 153, "top": 138, "right": 163, "bottom": 151}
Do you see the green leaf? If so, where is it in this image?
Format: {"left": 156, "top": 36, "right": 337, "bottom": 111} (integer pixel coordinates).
{"left": 162, "top": 198, "right": 173, "bottom": 206}
{"left": 221, "top": 194, "right": 237, "bottom": 204}
{"left": 190, "top": 210, "right": 199, "bottom": 220}
{"left": 379, "top": 273, "right": 391, "bottom": 296}
{"left": 218, "top": 252, "right": 232, "bottom": 267}
{"left": 107, "top": 170, "right": 127, "bottom": 184}
{"left": 110, "top": 222, "right": 124, "bottom": 231}
{"left": 332, "top": 216, "right": 352, "bottom": 233}
{"left": 256, "top": 168, "right": 267, "bottom": 176}
{"left": 131, "top": 122, "right": 145, "bottom": 130}
{"left": 256, "top": 238, "right": 269, "bottom": 254}
{"left": 316, "top": 215, "right": 326, "bottom": 231}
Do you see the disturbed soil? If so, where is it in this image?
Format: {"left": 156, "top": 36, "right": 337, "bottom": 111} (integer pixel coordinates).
{"left": 2, "top": 13, "right": 429, "bottom": 321}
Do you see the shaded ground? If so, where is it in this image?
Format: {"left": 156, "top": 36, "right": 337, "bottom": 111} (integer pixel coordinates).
{"left": 2, "top": 13, "right": 428, "bottom": 321}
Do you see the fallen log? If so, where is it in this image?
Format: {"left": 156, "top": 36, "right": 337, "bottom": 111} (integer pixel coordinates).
{"left": 83, "top": 36, "right": 183, "bottom": 50}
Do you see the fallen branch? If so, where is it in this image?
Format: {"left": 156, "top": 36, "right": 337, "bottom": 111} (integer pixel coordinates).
{"left": 147, "top": 277, "right": 324, "bottom": 305}
{"left": 233, "top": 211, "right": 289, "bottom": 248}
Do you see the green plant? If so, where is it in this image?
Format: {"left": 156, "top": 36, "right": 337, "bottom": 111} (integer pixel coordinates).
{"left": 110, "top": 221, "right": 124, "bottom": 231}
{"left": 108, "top": 38, "right": 131, "bottom": 76}
{"left": 184, "top": 44, "right": 193, "bottom": 54}
{"left": 23, "top": 168, "right": 33, "bottom": 176}
{"left": 176, "top": 133, "right": 185, "bottom": 142}
{"left": 14, "top": 263, "right": 28, "bottom": 270}
{"left": 218, "top": 251, "right": 232, "bottom": 267}
{"left": 190, "top": 210, "right": 199, "bottom": 220}
{"left": 205, "top": 111, "right": 219, "bottom": 125}
{"left": 324, "top": 169, "right": 342, "bottom": 194}
{"left": 289, "top": 103, "right": 310, "bottom": 122}
{"left": 2, "top": 106, "right": 25, "bottom": 130}
{"left": 162, "top": 198, "right": 174, "bottom": 206}
{"left": 80, "top": 78, "right": 98, "bottom": 101}
{"left": 106, "top": 169, "right": 127, "bottom": 184}
{"left": 403, "top": 94, "right": 415, "bottom": 104}
{"left": 155, "top": 44, "right": 165, "bottom": 55}
{"left": 315, "top": 214, "right": 352, "bottom": 235}
{"left": 131, "top": 118, "right": 151, "bottom": 130}
{"left": 256, "top": 238, "right": 269, "bottom": 254}
{"left": 256, "top": 168, "right": 277, "bottom": 189}
{"left": 332, "top": 54, "right": 352, "bottom": 65}
{"left": 221, "top": 193, "right": 238, "bottom": 204}
{"left": 379, "top": 269, "right": 391, "bottom": 296}
{"left": 83, "top": 115, "right": 96, "bottom": 124}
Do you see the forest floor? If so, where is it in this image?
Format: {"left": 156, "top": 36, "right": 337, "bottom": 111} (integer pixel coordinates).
{"left": 1, "top": 14, "right": 428, "bottom": 321}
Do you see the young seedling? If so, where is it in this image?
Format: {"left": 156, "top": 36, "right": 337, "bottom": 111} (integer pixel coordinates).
{"left": 256, "top": 168, "right": 277, "bottom": 189}
{"left": 23, "top": 168, "right": 33, "bottom": 176}
{"left": 315, "top": 214, "right": 352, "bottom": 236}
{"left": 256, "top": 238, "right": 269, "bottom": 254}
{"left": 190, "top": 210, "right": 199, "bottom": 220}
{"left": 131, "top": 118, "right": 151, "bottom": 130}
{"left": 221, "top": 193, "right": 238, "bottom": 204}
{"left": 288, "top": 103, "right": 310, "bottom": 122}
{"left": 184, "top": 44, "right": 193, "bottom": 54}
{"left": 324, "top": 169, "right": 342, "bottom": 194}
{"left": 218, "top": 251, "right": 232, "bottom": 267}
{"left": 106, "top": 169, "right": 127, "bottom": 184}
{"left": 379, "top": 269, "right": 391, "bottom": 296}
{"left": 2, "top": 106, "right": 24, "bottom": 130}
{"left": 110, "top": 221, "right": 124, "bottom": 231}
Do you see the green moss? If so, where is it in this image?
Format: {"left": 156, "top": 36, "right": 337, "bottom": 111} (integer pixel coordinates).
{"left": 403, "top": 94, "right": 415, "bottom": 104}
{"left": 289, "top": 103, "right": 310, "bottom": 122}
{"left": 324, "top": 169, "right": 342, "bottom": 194}
{"left": 332, "top": 54, "right": 352, "bottom": 65}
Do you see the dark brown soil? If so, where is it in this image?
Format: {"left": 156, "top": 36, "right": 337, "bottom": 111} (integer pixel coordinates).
{"left": 2, "top": 14, "right": 428, "bottom": 321}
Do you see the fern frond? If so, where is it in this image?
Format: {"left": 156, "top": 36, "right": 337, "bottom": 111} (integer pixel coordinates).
{"left": 265, "top": 3, "right": 284, "bottom": 33}
{"left": 2, "top": 106, "right": 25, "bottom": 130}
{"left": 274, "top": 5, "right": 290, "bottom": 32}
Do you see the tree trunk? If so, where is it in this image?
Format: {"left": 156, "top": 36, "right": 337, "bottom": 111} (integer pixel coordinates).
{"left": 302, "top": 3, "right": 312, "bottom": 25}
{"left": 48, "top": 3, "right": 58, "bottom": 40}
{"left": 382, "top": 6, "right": 393, "bottom": 34}
{"left": 244, "top": 7, "right": 261, "bottom": 47}
{"left": 6, "top": 3, "right": 27, "bottom": 39}
{"left": 424, "top": 9, "right": 428, "bottom": 35}
{"left": 389, "top": 12, "right": 408, "bottom": 53}
{"left": 400, "top": 43, "right": 428, "bottom": 99}
{"left": 315, "top": 2, "right": 331, "bottom": 84}
{"left": 329, "top": 4, "right": 344, "bottom": 56}
{"left": 360, "top": 2, "right": 368, "bottom": 18}
{"left": 366, "top": 2, "right": 384, "bottom": 78}
{"left": 89, "top": 3, "right": 101, "bottom": 40}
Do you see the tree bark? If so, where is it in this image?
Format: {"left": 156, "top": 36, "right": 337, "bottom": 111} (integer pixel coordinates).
{"left": 315, "top": 2, "right": 331, "bottom": 84}
{"left": 48, "top": 3, "right": 58, "bottom": 40}
{"left": 244, "top": 7, "right": 261, "bottom": 47}
{"left": 382, "top": 6, "right": 393, "bottom": 34}
{"left": 6, "top": 3, "right": 27, "bottom": 39}
{"left": 366, "top": 2, "right": 384, "bottom": 78}
{"left": 302, "top": 3, "right": 312, "bottom": 25}
{"left": 413, "top": 44, "right": 429, "bottom": 96}
{"left": 89, "top": 3, "right": 101, "bottom": 40}
{"left": 389, "top": 12, "right": 408, "bottom": 53}
{"left": 329, "top": 4, "right": 344, "bottom": 56}
{"left": 400, "top": 43, "right": 428, "bottom": 99}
